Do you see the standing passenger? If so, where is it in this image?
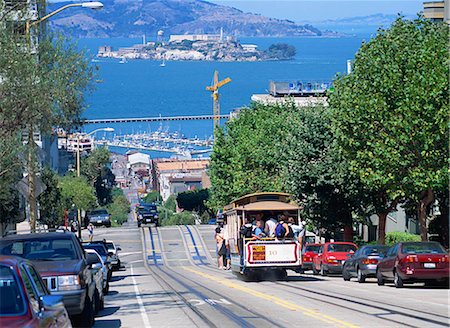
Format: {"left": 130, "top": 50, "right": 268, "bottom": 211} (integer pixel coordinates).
{"left": 264, "top": 217, "right": 277, "bottom": 237}
{"left": 215, "top": 227, "right": 226, "bottom": 269}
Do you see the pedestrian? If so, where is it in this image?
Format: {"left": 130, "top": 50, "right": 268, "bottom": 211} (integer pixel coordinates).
{"left": 215, "top": 227, "right": 226, "bottom": 269}
{"left": 87, "top": 223, "right": 94, "bottom": 242}
{"left": 222, "top": 227, "right": 231, "bottom": 270}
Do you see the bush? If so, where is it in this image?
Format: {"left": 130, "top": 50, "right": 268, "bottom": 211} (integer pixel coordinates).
{"left": 143, "top": 191, "right": 161, "bottom": 204}
{"left": 107, "top": 188, "right": 130, "bottom": 225}
{"left": 162, "top": 211, "right": 195, "bottom": 226}
{"left": 385, "top": 232, "right": 421, "bottom": 245}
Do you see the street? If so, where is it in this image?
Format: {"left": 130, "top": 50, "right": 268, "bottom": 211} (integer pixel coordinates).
{"left": 84, "top": 226, "right": 450, "bottom": 328}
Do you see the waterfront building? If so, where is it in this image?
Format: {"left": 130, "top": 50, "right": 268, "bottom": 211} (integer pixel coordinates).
{"left": 127, "top": 152, "right": 151, "bottom": 174}
{"left": 151, "top": 159, "right": 210, "bottom": 201}
{"left": 241, "top": 44, "right": 258, "bottom": 52}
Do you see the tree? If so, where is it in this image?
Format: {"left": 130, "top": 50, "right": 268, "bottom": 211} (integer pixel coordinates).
{"left": 143, "top": 191, "right": 161, "bottom": 204}
{"left": 38, "top": 168, "right": 63, "bottom": 228}
{"left": 107, "top": 188, "right": 130, "bottom": 225}
{"left": 59, "top": 175, "right": 97, "bottom": 214}
{"left": 177, "top": 189, "right": 211, "bottom": 216}
{"left": 282, "top": 105, "right": 368, "bottom": 241}
{"left": 329, "top": 17, "right": 449, "bottom": 243}
{"left": 266, "top": 43, "right": 296, "bottom": 59}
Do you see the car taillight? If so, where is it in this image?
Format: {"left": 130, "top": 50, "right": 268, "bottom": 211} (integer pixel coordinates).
{"left": 402, "top": 255, "right": 418, "bottom": 263}
{"left": 362, "top": 258, "right": 378, "bottom": 265}
{"left": 327, "top": 259, "right": 338, "bottom": 264}
{"left": 440, "top": 255, "right": 449, "bottom": 263}
{"left": 303, "top": 255, "right": 311, "bottom": 262}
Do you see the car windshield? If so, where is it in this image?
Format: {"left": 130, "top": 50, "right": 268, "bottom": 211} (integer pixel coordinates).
{"left": 305, "top": 245, "right": 320, "bottom": 253}
{"left": 401, "top": 242, "right": 446, "bottom": 254}
{"left": 105, "top": 242, "right": 114, "bottom": 250}
{"left": 84, "top": 244, "right": 107, "bottom": 257}
{"left": 0, "top": 238, "right": 77, "bottom": 261}
{"left": 0, "top": 265, "right": 26, "bottom": 316}
{"left": 363, "top": 246, "right": 389, "bottom": 256}
{"left": 90, "top": 210, "right": 108, "bottom": 215}
{"left": 327, "top": 244, "right": 357, "bottom": 253}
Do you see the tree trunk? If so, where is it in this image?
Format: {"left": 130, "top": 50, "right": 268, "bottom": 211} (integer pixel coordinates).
{"left": 377, "top": 212, "right": 387, "bottom": 245}
{"left": 418, "top": 188, "right": 434, "bottom": 242}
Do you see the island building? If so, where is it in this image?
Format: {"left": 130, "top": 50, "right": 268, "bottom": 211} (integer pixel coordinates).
{"left": 423, "top": 0, "right": 449, "bottom": 23}
{"left": 151, "top": 159, "right": 210, "bottom": 202}
{"left": 169, "top": 28, "right": 235, "bottom": 43}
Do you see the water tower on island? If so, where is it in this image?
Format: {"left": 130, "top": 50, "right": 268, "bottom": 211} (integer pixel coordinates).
{"left": 157, "top": 30, "right": 165, "bottom": 44}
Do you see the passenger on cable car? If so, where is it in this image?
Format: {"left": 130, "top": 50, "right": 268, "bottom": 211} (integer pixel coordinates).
{"left": 264, "top": 216, "right": 277, "bottom": 237}
{"left": 252, "top": 220, "right": 266, "bottom": 240}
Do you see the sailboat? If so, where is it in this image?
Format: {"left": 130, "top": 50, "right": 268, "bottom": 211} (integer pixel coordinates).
{"left": 119, "top": 57, "right": 127, "bottom": 64}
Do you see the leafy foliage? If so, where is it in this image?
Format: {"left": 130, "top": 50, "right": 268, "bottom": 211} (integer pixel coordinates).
{"left": 329, "top": 17, "right": 449, "bottom": 242}
{"left": 177, "top": 189, "right": 211, "bottom": 215}
{"left": 59, "top": 175, "right": 96, "bottom": 211}
{"left": 107, "top": 188, "right": 130, "bottom": 225}
{"left": 385, "top": 232, "right": 421, "bottom": 245}
{"left": 143, "top": 191, "right": 161, "bottom": 204}
{"left": 38, "top": 168, "right": 63, "bottom": 227}
{"left": 265, "top": 43, "right": 296, "bottom": 59}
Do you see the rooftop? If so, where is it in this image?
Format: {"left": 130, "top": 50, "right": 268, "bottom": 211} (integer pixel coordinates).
{"left": 156, "top": 159, "right": 210, "bottom": 172}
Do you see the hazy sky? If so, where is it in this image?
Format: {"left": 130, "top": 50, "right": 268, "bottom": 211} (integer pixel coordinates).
{"left": 211, "top": 1, "right": 423, "bottom": 21}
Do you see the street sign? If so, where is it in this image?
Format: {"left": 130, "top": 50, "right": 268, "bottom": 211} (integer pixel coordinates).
{"left": 16, "top": 175, "right": 47, "bottom": 200}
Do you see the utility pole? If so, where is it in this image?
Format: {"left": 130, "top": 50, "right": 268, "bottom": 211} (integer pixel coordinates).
{"left": 27, "top": 126, "right": 38, "bottom": 233}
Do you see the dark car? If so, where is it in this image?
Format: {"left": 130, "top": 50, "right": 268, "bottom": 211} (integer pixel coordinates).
{"left": 82, "top": 242, "right": 113, "bottom": 282}
{"left": 377, "top": 242, "right": 449, "bottom": 288}
{"left": 137, "top": 203, "right": 159, "bottom": 227}
{"left": 0, "top": 231, "right": 97, "bottom": 327}
{"left": 0, "top": 256, "right": 71, "bottom": 328}
{"left": 87, "top": 209, "right": 111, "bottom": 228}
{"left": 342, "top": 245, "right": 390, "bottom": 283}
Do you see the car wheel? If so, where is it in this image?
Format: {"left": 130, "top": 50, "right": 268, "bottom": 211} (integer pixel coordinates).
{"left": 357, "top": 267, "right": 366, "bottom": 283}
{"left": 376, "top": 269, "right": 384, "bottom": 286}
{"left": 343, "top": 268, "right": 351, "bottom": 281}
{"left": 74, "top": 295, "right": 95, "bottom": 327}
{"left": 394, "top": 270, "right": 403, "bottom": 288}
{"left": 312, "top": 264, "right": 319, "bottom": 275}
{"left": 320, "top": 264, "right": 327, "bottom": 276}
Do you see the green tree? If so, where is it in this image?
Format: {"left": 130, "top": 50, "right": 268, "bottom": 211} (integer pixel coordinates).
{"left": 38, "top": 168, "right": 63, "bottom": 228}
{"left": 329, "top": 17, "right": 449, "bottom": 243}
{"left": 143, "top": 191, "right": 161, "bottom": 204}
{"left": 107, "top": 188, "right": 130, "bottom": 225}
{"left": 59, "top": 175, "right": 96, "bottom": 214}
{"left": 266, "top": 43, "right": 296, "bottom": 59}
{"left": 177, "top": 189, "right": 211, "bottom": 216}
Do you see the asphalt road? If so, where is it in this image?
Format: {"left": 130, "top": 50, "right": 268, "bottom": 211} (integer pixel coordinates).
{"left": 84, "top": 226, "right": 450, "bottom": 328}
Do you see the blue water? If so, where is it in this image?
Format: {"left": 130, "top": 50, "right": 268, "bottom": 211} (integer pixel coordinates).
{"left": 77, "top": 35, "right": 371, "bottom": 157}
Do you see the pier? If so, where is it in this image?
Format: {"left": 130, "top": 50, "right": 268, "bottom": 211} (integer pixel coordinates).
{"left": 85, "top": 114, "right": 230, "bottom": 124}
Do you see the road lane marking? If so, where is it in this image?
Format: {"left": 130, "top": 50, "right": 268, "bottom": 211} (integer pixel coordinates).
{"left": 130, "top": 264, "right": 152, "bottom": 328}
{"left": 183, "top": 267, "right": 359, "bottom": 328}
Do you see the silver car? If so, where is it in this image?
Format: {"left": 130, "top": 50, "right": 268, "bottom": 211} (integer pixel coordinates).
{"left": 84, "top": 249, "right": 105, "bottom": 313}
{"left": 342, "top": 245, "right": 390, "bottom": 283}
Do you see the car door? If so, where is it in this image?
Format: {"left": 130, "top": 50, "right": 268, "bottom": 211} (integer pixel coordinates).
{"left": 382, "top": 244, "right": 398, "bottom": 279}
{"left": 315, "top": 245, "right": 324, "bottom": 270}
{"left": 347, "top": 249, "right": 360, "bottom": 276}
{"left": 24, "top": 264, "right": 71, "bottom": 328}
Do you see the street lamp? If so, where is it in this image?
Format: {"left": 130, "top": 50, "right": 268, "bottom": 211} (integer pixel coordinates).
{"left": 24, "top": 1, "right": 104, "bottom": 233}
{"left": 76, "top": 127, "right": 114, "bottom": 239}
{"left": 27, "top": 1, "right": 104, "bottom": 33}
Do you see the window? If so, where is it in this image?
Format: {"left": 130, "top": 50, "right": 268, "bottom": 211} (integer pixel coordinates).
{"left": 0, "top": 238, "right": 77, "bottom": 261}
{"left": 327, "top": 244, "right": 357, "bottom": 253}
{"left": 19, "top": 267, "right": 39, "bottom": 313}
{"left": 401, "top": 242, "right": 445, "bottom": 255}
{"left": 0, "top": 266, "right": 26, "bottom": 316}
{"left": 25, "top": 265, "right": 47, "bottom": 296}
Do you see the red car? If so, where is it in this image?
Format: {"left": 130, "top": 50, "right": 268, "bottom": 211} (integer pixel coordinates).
{"left": 302, "top": 243, "right": 321, "bottom": 271}
{"left": 313, "top": 242, "right": 358, "bottom": 275}
{"left": 376, "top": 242, "right": 449, "bottom": 288}
{"left": 0, "top": 256, "right": 71, "bottom": 328}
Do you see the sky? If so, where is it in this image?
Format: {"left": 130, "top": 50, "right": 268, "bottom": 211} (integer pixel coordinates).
{"left": 50, "top": 0, "right": 424, "bottom": 22}
{"left": 210, "top": 1, "right": 423, "bottom": 21}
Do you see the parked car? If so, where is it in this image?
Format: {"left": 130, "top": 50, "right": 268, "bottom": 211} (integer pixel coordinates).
{"left": 342, "top": 245, "right": 390, "bottom": 283}
{"left": 0, "top": 231, "right": 97, "bottom": 327}
{"left": 84, "top": 249, "right": 105, "bottom": 312}
{"left": 136, "top": 203, "right": 159, "bottom": 227}
{"left": 302, "top": 243, "right": 321, "bottom": 271}
{"left": 376, "top": 241, "right": 449, "bottom": 288}
{"left": 82, "top": 242, "right": 113, "bottom": 282}
{"left": 87, "top": 209, "right": 112, "bottom": 228}
{"left": 103, "top": 240, "right": 122, "bottom": 271}
{"left": 0, "top": 256, "right": 71, "bottom": 328}
{"left": 313, "top": 242, "right": 358, "bottom": 276}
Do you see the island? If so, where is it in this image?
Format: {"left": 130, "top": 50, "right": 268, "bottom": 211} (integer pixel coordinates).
{"left": 97, "top": 33, "right": 296, "bottom": 62}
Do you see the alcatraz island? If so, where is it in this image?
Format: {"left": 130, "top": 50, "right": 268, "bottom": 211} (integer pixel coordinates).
{"left": 97, "top": 30, "right": 296, "bottom": 62}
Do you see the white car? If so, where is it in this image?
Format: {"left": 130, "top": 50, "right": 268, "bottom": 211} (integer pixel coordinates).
{"left": 85, "top": 248, "right": 109, "bottom": 294}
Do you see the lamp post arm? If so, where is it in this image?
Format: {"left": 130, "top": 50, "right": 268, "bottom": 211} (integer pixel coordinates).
{"left": 28, "top": 3, "right": 82, "bottom": 29}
